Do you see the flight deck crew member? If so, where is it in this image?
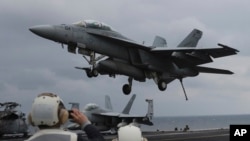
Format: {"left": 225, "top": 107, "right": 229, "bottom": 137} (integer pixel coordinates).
{"left": 26, "top": 93, "right": 105, "bottom": 141}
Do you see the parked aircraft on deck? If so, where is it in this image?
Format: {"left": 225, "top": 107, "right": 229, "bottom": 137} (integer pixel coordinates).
{"left": 68, "top": 94, "right": 153, "bottom": 132}
{"left": 0, "top": 102, "right": 28, "bottom": 137}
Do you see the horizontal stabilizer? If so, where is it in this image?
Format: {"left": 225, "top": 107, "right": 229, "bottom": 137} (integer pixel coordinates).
{"left": 196, "top": 66, "right": 233, "bottom": 74}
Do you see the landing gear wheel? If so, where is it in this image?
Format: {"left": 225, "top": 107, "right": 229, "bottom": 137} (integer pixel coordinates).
{"left": 92, "top": 69, "right": 98, "bottom": 77}
{"left": 123, "top": 84, "right": 131, "bottom": 95}
{"left": 86, "top": 70, "right": 93, "bottom": 78}
{"left": 23, "top": 132, "right": 28, "bottom": 137}
{"left": 158, "top": 80, "right": 167, "bottom": 91}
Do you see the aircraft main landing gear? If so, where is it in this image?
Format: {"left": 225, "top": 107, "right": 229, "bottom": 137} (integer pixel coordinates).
{"left": 123, "top": 84, "right": 131, "bottom": 95}
{"left": 158, "top": 80, "right": 167, "bottom": 91}
{"left": 122, "top": 77, "right": 133, "bottom": 95}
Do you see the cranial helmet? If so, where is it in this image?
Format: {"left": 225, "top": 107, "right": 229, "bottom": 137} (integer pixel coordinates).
{"left": 117, "top": 125, "right": 146, "bottom": 141}
{"left": 28, "top": 93, "right": 69, "bottom": 127}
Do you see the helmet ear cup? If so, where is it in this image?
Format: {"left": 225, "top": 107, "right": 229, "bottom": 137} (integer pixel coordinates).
{"left": 59, "top": 109, "right": 69, "bottom": 124}
{"left": 28, "top": 113, "right": 35, "bottom": 126}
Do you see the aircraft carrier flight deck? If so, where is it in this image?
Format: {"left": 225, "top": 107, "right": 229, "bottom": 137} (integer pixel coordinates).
{"left": 0, "top": 128, "right": 229, "bottom": 141}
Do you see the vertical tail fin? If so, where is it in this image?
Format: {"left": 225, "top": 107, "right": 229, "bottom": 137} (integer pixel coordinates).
{"left": 172, "top": 29, "right": 202, "bottom": 58}
{"left": 152, "top": 36, "right": 167, "bottom": 47}
{"left": 177, "top": 29, "right": 202, "bottom": 47}
{"left": 105, "top": 95, "right": 113, "bottom": 111}
{"left": 122, "top": 94, "right": 136, "bottom": 114}
{"left": 145, "top": 99, "right": 153, "bottom": 120}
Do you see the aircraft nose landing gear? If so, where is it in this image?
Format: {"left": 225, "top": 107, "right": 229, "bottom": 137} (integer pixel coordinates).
{"left": 91, "top": 68, "right": 99, "bottom": 77}
{"left": 75, "top": 50, "right": 105, "bottom": 78}
{"left": 75, "top": 67, "right": 98, "bottom": 78}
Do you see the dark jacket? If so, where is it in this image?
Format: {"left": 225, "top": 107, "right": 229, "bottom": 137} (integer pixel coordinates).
{"left": 77, "top": 124, "right": 105, "bottom": 141}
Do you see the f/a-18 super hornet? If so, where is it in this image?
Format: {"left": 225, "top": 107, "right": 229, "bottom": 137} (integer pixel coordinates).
{"left": 29, "top": 20, "right": 239, "bottom": 99}
{"left": 68, "top": 94, "right": 153, "bottom": 132}
{"left": 0, "top": 102, "right": 28, "bottom": 137}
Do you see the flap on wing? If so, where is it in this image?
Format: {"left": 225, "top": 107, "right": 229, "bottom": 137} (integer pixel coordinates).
{"left": 85, "top": 29, "right": 151, "bottom": 51}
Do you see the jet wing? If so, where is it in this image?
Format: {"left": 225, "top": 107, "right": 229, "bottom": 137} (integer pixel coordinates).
{"left": 151, "top": 43, "right": 239, "bottom": 58}
{"left": 85, "top": 29, "right": 239, "bottom": 59}
{"left": 85, "top": 29, "right": 152, "bottom": 51}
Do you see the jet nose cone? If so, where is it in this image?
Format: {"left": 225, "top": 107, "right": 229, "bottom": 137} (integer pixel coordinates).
{"left": 29, "top": 25, "right": 56, "bottom": 40}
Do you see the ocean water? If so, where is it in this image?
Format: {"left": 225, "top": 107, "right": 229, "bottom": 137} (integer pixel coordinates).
{"left": 141, "top": 114, "right": 250, "bottom": 131}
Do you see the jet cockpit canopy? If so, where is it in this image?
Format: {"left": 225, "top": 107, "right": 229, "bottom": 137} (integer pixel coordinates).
{"left": 73, "top": 20, "right": 115, "bottom": 31}
{"left": 84, "top": 103, "right": 99, "bottom": 111}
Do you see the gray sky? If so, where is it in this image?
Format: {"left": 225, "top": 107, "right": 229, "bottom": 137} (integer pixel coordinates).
{"left": 0, "top": 0, "right": 249, "bottom": 116}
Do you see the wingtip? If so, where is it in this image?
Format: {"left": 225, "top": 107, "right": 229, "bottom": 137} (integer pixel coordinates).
{"left": 217, "top": 43, "right": 239, "bottom": 53}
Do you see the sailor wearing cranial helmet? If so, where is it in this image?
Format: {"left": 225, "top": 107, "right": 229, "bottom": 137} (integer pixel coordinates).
{"left": 26, "top": 93, "right": 104, "bottom": 141}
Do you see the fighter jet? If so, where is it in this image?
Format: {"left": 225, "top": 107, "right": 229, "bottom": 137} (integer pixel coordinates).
{"left": 29, "top": 20, "right": 239, "bottom": 99}
{"left": 68, "top": 94, "right": 153, "bottom": 132}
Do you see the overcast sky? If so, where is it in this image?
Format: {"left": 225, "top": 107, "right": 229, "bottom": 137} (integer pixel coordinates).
{"left": 0, "top": 0, "right": 250, "bottom": 117}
